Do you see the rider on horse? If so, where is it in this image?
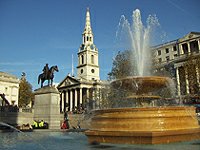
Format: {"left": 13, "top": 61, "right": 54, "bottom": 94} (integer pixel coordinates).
{"left": 38, "top": 64, "right": 59, "bottom": 88}
{"left": 43, "top": 63, "right": 49, "bottom": 79}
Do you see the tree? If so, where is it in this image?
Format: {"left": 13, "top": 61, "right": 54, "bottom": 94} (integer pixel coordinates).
{"left": 105, "top": 50, "right": 135, "bottom": 108}
{"left": 18, "top": 74, "right": 34, "bottom": 107}
{"left": 107, "top": 50, "right": 134, "bottom": 80}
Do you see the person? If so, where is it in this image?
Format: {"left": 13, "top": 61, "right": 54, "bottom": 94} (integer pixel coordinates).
{"left": 33, "top": 120, "right": 38, "bottom": 128}
{"left": 39, "top": 120, "right": 44, "bottom": 128}
{"left": 43, "top": 63, "right": 49, "bottom": 79}
{"left": 61, "top": 120, "right": 67, "bottom": 129}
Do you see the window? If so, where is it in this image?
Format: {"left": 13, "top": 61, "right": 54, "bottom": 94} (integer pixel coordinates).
{"left": 158, "top": 58, "right": 162, "bottom": 63}
{"left": 190, "top": 40, "right": 199, "bottom": 52}
{"left": 81, "top": 55, "right": 84, "bottom": 64}
{"left": 182, "top": 43, "right": 188, "bottom": 54}
{"left": 91, "top": 69, "right": 95, "bottom": 73}
{"left": 173, "top": 46, "right": 177, "bottom": 51}
{"left": 166, "top": 56, "right": 170, "bottom": 62}
{"left": 157, "top": 50, "right": 161, "bottom": 56}
{"left": 81, "top": 69, "right": 83, "bottom": 74}
{"left": 165, "top": 48, "right": 169, "bottom": 53}
{"left": 91, "top": 55, "right": 94, "bottom": 64}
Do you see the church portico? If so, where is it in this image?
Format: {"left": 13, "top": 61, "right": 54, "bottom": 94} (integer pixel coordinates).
{"left": 59, "top": 79, "right": 101, "bottom": 113}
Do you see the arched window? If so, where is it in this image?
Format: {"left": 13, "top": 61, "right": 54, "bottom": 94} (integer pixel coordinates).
{"left": 87, "top": 36, "right": 89, "bottom": 41}
{"left": 81, "top": 55, "right": 84, "bottom": 64}
{"left": 91, "top": 55, "right": 94, "bottom": 64}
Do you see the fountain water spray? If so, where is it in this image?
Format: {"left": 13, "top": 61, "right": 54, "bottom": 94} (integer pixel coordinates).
{"left": 117, "top": 9, "right": 159, "bottom": 76}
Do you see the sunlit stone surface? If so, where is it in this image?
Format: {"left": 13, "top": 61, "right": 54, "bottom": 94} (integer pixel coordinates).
{"left": 85, "top": 76, "right": 200, "bottom": 144}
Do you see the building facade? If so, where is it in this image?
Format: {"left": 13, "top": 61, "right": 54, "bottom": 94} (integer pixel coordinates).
{"left": 153, "top": 32, "right": 200, "bottom": 97}
{"left": 57, "top": 8, "right": 104, "bottom": 113}
{"left": 0, "top": 72, "right": 19, "bottom": 106}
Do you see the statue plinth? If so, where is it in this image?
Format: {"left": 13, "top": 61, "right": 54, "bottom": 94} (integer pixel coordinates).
{"left": 34, "top": 86, "right": 61, "bottom": 129}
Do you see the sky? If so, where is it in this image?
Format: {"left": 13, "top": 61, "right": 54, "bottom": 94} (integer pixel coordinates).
{"left": 0, "top": 0, "right": 200, "bottom": 90}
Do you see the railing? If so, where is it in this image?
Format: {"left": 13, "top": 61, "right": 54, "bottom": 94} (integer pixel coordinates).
{"left": 19, "top": 107, "right": 33, "bottom": 113}
{"left": 0, "top": 106, "right": 33, "bottom": 113}
{"left": 0, "top": 106, "right": 19, "bottom": 112}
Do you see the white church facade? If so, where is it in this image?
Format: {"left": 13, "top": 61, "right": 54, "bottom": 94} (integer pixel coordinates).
{"left": 57, "top": 8, "right": 104, "bottom": 113}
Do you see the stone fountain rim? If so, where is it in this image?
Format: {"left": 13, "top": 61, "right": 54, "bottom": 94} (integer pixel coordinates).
{"left": 111, "top": 76, "right": 171, "bottom": 83}
{"left": 92, "top": 106, "right": 196, "bottom": 114}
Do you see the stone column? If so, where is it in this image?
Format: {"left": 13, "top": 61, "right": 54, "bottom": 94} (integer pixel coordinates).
{"left": 197, "top": 40, "right": 200, "bottom": 51}
{"left": 75, "top": 89, "right": 77, "bottom": 107}
{"left": 85, "top": 88, "right": 89, "bottom": 110}
{"left": 187, "top": 42, "right": 191, "bottom": 53}
{"left": 86, "top": 88, "right": 89, "bottom": 100}
{"left": 92, "top": 88, "right": 96, "bottom": 109}
{"left": 80, "top": 88, "right": 82, "bottom": 104}
{"left": 34, "top": 86, "right": 61, "bottom": 129}
{"left": 196, "top": 65, "right": 200, "bottom": 89}
{"left": 179, "top": 44, "right": 184, "bottom": 55}
{"left": 66, "top": 90, "right": 68, "bottom": 111}
{"left": 176, "top": 67, "right": 181, "bottom": 96}
{"left": 185, "top": 68, "right": 190, "bottom": 94}
{"left": 61, "top": 92, "right": 64, "bottom": 112}
{"left": 70, "top": 90, "right": 73, "bottom": 111}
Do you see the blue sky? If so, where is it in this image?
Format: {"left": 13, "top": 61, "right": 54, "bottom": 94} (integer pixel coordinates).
{"left": 0, "top": 0, "right": 200, "bottom": 90}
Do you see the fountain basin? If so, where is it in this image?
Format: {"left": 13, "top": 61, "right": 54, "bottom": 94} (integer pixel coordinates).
{"left": 85, "top": 106, "right": 200, "bottom": 144}
{"left": 111, "top": 76, "right": 170, "bottom": 94}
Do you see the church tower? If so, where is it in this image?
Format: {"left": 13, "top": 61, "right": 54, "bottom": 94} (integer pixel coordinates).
{"left": 77, "top": 8, "right": 100, "bottom": 81}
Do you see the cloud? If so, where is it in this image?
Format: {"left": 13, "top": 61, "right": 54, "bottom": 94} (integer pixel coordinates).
{"left": 167, "top": 0, "right": 186, "bottom": 13}
{"left": 167, "top": 0, "right": 194, "bottom": 17}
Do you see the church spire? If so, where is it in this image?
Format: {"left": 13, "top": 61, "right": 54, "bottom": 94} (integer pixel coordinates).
{"left": 82, "top": 8, "right": 93, "bottom": 45}
{"left": 77, "top": 8, "right": 100, "bottom": 81}
{"left": 84, "top": 7, "right": 92, "bottom": 34}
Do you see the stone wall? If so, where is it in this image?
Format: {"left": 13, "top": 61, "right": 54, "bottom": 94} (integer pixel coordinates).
{"left": 0, "top": 112, "right": 33, "bottom": 125}
{"left": 0, "top": 111, "right": 90, "bottom": 129}
{"left": 67, "top": 113, "right": 90, "bottom": 129}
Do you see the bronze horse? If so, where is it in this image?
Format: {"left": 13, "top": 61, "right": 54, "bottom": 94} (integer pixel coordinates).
{"left": 38, "top": 65, "right": 59, "bottom": 88}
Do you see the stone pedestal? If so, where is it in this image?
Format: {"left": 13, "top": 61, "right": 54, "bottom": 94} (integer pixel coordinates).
{"left": 34, "top": 86, "right": 61, "bottom": 129}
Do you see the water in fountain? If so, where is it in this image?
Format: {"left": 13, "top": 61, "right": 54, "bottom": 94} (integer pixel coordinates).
{"left": 116, "top": 9, "right": 160, "bottom": 76}
{"left": 0, "top": 122, "right": 48, "bottom": 149}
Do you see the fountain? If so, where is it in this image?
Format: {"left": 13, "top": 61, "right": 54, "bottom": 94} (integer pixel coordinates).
{"left": 85, "top": 9, "right": 200, "bottom": 144}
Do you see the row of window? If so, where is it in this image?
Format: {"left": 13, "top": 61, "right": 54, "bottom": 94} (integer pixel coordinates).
{"left": 158, "top": 54, "right": 178, "bottom": 63}
{"left": 80, "top": 55, "right": 94, "bottom": 65}
{"left": 157, "top": 46, "right": 177, "bottom": 56}
{"left": 157, "top": 40, "right": 199, "bottom": 56}
{"left": 80, "top": 69, "right": 95, "bottom": 74}
{"left": 83, "top": 36, "right": 92, "bottom": 43}
{"left": 157, "top": 40, "right": 199, "bottom": 63}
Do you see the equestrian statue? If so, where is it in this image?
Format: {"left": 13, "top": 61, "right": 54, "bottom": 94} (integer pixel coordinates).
{"left": 38, "top": 64, "right": 59, "bottom": 88}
